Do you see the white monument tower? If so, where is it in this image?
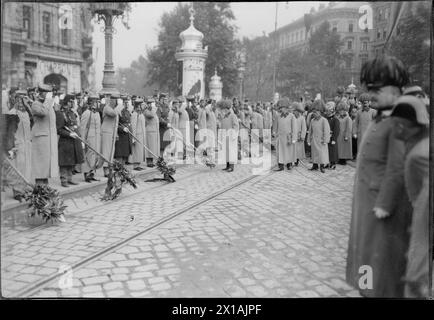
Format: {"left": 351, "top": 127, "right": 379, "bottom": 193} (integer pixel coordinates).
{"left": 175, "top": 7, "right": 208, "bottom": 98}
{"left": 209, "top": 68, "right": 223, "bottom": 101}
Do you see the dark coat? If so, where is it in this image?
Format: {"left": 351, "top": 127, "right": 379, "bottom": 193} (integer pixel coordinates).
{"left": 327, "top": 115, "right": 340, "bottom": 163}
{"left": 346, "top": 116, "right": 412, "bottom": 297}
{"left": 56, "top": 109, "right": 84, "bottom": 167}
{"left": 157, "top": 102, "right": 170, "bottom": 151}
{"left": 114, "top": 108, "right": 132, "bottom": 158}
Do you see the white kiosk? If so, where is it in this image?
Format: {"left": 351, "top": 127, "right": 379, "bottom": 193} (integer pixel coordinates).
{"left": 209, "top": 69, "right": 223, "bottom": 101}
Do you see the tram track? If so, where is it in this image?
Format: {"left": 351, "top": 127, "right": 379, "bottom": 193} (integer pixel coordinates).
{"left": 13, "top": 163, "right": 278, "bottom": 298}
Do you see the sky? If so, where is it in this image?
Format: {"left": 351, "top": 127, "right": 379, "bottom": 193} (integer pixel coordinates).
{"left": 92, "top": 1, "right": 326, "bottom": 89}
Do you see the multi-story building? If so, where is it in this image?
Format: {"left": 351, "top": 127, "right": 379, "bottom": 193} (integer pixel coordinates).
{"left": 371, "top": 1, "right": 431, "bottom": 57}
{"left": 269, "top": 2, "right": 372, "bottom": 83}
{"left": 2, "top": 2, "right": 94, "bottom": 92}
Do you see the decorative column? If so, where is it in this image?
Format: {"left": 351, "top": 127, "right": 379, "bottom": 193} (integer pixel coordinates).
{"left": 92, "top": 3, "right": 125, "bottom": 95}
{"left": 209, "top": 68, "right": 223, "bottom": 101}
{"left": 175, "top": 7, "right": 208, "bottom": 98}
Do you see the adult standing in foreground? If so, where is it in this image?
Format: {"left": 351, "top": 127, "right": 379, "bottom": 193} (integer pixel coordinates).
{"left": 30, "top": 85, "right": 59, "bottom": 185}
{"left": 390, "top": 95, "right": 430, "bottom": 298}
{"left": 346, "top": 56, "right": 413, "bottom": 297}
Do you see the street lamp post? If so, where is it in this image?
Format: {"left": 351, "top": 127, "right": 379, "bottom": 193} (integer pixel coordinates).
{"left": 92, "top": 3, "right": 125, "bottom": 95}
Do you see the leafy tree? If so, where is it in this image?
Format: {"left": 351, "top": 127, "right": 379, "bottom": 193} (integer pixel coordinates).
{"left": 276, "top": 21, "right": 349, "bottom": 100}
{"left": 116, "top": 55, "right": 155, "bottom": 95}
{"left": 146, "top": 2, "right": 239, "bottom": 97}
{"left": 242, "top": 36, "right": 274, "bottom": 101}
{"left": 388, "top": 1, "right": 431, "bottom": 91}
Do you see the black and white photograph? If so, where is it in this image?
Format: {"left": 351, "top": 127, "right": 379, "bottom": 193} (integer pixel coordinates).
{"left": 0, "top": 0, "right": 432, "bottom": 303}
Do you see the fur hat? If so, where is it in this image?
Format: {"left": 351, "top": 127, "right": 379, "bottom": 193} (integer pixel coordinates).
{"left": 360, "top": 56, "right": 410, "bottom": 90}
{"left": 311, "top": 99, "right": 325, "bottom": 112}
{"left": 277, "top": 97, "right": 290, "bottom": 108}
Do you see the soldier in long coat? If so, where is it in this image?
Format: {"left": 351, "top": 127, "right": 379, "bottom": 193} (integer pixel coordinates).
{"left": 325, "top": 102, "right": 340, "bottom": 169}
{"left": 239, "top": 103, "right": 252, "bottom": 158}
{"left": 337, "top": 101, "right": 353, "bottom": 165}
{"left": 307, "top": 105, "right": 330, "bottom": 173}
{"left": 178, "top": 100, "right": 190, "bottom": 160}
{"left": 219, "top": 100, "right": 239, "bottom": 172}
{"left": 274, "top": 98, "right": 296, "bottom": 171}
{"left": 205, "top": 102, "right": 217, "bottom": 157}
{"left": 80, "top": 95, "right": 101, "bottom": 182}
{"left": 353, "top": 93, "right": 375, "bottom": 148}
{"left": 129, "top": 99, "right": 146, "bottom": 170}
{"left": 251, "top": 104, "right": 264, "bottom": 158}
{"left": 157, "top": 94, "right": 170, "bottom": 154}
{"left": 144, "top": 98, "right": 160, "bottom": 166}
{"left": 390, "top": 96, "right": 430, "bottom": 297}
{"left": 56, "top": 95, "right": 84, "bottom": 187}
{"left": 114, "top": 98, "right": 132, "bottom": 164}
{"left": 346, "top": 56, "right": 413, "bottom": 298}
{"left": 30, "top": 85, "right": 59, "bottom": 185}
{"left": 293, "top": 102, "right": 307, "bottom": 166}
{"left": 12, "top": 92, "right": 32, "bottom": 182}
{"left": 166, "top": 100, "right": 180, "bottom": 158}
{"left": 185, "top": 98, "right": 198, "bottom": 156}
{"left": 100, "top": 96, "right": 118, "bottom": 177}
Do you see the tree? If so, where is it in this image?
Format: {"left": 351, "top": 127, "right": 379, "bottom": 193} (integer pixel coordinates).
{"left": 388, "top": 2, "right": 431, "bottom": 91}
{"left": 242, "top": 36, "right": 274, "bottom": 101}
{"left": 116, "top": 55, "right": 155, "bottom": 95}
{"left": 146, "top": 2, "right": 239, "bottom": 97}
{"left": 276, "top": 21, "right": 349, "bottom": 100}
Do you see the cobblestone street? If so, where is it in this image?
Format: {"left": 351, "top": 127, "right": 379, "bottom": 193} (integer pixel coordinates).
{"left": 1, "top": 158, "right": 360, "bottom": 298}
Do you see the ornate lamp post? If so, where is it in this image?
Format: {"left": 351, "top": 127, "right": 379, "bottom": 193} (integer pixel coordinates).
{"left": 91, "top": 3, "right": 126, "bottom": 95}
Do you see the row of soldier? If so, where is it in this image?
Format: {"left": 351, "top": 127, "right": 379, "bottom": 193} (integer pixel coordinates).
{"left": 2, "top": 84, "right": 383, "bottom": 193}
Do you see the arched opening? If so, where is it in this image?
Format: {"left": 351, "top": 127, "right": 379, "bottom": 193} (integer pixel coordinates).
{"left": 43, "top": 73, "right": 67, "bottom": 92}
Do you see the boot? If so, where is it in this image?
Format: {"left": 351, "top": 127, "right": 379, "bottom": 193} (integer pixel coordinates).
{"left": 146, "top": 158, "right": 154, "bottom": 168}
{"left": 67, "top": 180, "right": 79, "bottom": 185}
{"left": 222, "top": 162, "right": 230, "bottom": 171}
{"left": 320, "top": 164, "right": 326, "bottom": 173}
{"left": 227, "top": 163, "right": 234, "bottom": 172}
{"left": 275, "top": 163, "right": 284, "bottom": 171}
{"left": 103, "top": 167, "right": 109, "bottom": 178}
{"left": 295, "top": 159, "right": 299, "bottom": 167}
{"left": 330, "top": 162, "right": 336, "bottom": 170}
{"left": 309, "top": 164, "right": 319, "bottom": 171}
{"left": 84, "top": 173, "right": 92, "bottom": 183}
{"left": 286, "top": 163, "right": 292, "bottom": 170}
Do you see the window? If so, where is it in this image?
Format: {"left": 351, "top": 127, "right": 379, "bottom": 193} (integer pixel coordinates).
{"left": 347, "top": 40, "right": 352, "bottom": 50}
{"left": 361, "top": 56, "right": 368, "bottom": 67}
{"left": 379, "top": 9, "right": 383, "bottom": 20}
{"left": 349, "top": 22, "right": 353, "bottom": 33}
{"left": 346, "top": 57, "right": 352, "bottom": 69}
{"left": 377, "top": 30, "right": 381, "bottom": 39}
{"left": 362, "top": 41, "right": 368, "bottom": 51}
{"left": 332, "top": 23, "right": 337, "bottom": 32}
{"left": 42, "top": 11, "right": 51, "bottom": 43}
{"left": 23, "top": 6, "right": 31, "bottom": 39}
{"left": 383, "top": 29, "right": 387, "bottom": 40}
{"left": 61, "top": 29, "right": 70, "bottom": 46}
{"left": 385, "top": 8, "right": 389, "bottom": 19}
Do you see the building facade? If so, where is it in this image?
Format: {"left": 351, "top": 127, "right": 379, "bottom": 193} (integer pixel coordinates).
{"left": 371, "top": 1, "right": 431, "bottom": 57}
{"left": 270, "top": 2, "right": 372, "bottom": 83}
{"left": 2, "top": 2, "right": 93, "bottom": 92}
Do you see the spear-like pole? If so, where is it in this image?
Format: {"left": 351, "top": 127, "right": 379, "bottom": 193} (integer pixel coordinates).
{"left": 118, "top": 123, "right": 176, "bottom": 182}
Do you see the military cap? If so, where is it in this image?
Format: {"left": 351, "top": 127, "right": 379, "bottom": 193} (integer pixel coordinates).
{"left": 159, "top": 92, "right": 167, "bottom": 98}
{"left": 216, "top": 99, "right": 231, "bottom": 109}
{"left": 131, "top": 95, "right": 137, "bottom": 100}
{"left": 15, "top": 90, "right": 28, "bottom": 96}
{"left": 62, "top": 94, "right": 75, "bottom": 104}
{"left": 172, "top": 99, "right": 180, "bottom": 104}
{"left": 120, "top": 94, "right": 128, "bottom": 100}
{"left": 291, "top": 102, "right": 304, "bottom": 112}
{"left": 358, "top": 93, "right": 370, "bottom": 102}
{"left": 277, "top": 97, "right": 290, "bottom": 108}
{"left": 27, "top": 87, "right": 36, "bottom": 94}
{"left": 109, "top": 92, "right": 120, "bottom": 99}
{"left": 311, "top": 99, "right": 325, "bottom": 112}
{"left": 403, "top": 85, "right": 425, "bottom": 96}
{"left": 38, "top": 84, "right": 53, "bottom": 92}
{"left": 134, "top": 98, "right": 144, "bottom": 106}
{"left": 336, "top": 100, "right": 349, "bottom": 112}
{"left": 391, "top": 95, "right": 429, "bottom": 126}
{"left": 88, "top": 93, "right": 99, "bottom": 100}
{"left": 146, "top": 97, "right": 155, "bottom": 103}
{"left": 186, "top": 95, "right": 195, "bottom": 102}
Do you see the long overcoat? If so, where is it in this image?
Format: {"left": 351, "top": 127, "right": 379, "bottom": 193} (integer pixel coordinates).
{"left": 346, "top": 116, "right": 412, "bottom": 298}
{"left": 327, "top": 115, "right": 340, "bottom": 163}
{"left": 205, "top": 105, "right": 217, "bottom": 149}
{"left": 337, "top": 114, "right": 353, "bottom": 159}
{"left": 100, "top": 105, "right": 118, "bottom": 166}
{"left": 294, "top": 114, "right": 307, "bottom": 160}
{"left": 130, "top": 110, "right": 146, "bottom": 163}
{"left": 308, "top": 116, "right": 330, "bottom": 164}
{"left": 114, "top": 107, "right": 132, "bottom": 159}
{"left": 275, "top": 112, "right": 296, "bottom": 164}
{"left": 56, "top": 109, "right": 84, "bottom": 167}
{"left": 80, "top": 109, "right": 101, "bottom": 172}
{"left": 144, "top": 105, "right": 160, "bottom": 159}
{"left": 30, "top": 98, "right": 59, "bottom": 179}
{"left": 354, "top": 108, "right": 376, "bottom": 147}
{"left": 220, "top": 110, "right": 239, "bottom": 163}
{"left": 403, "top": 133, "right": 429, "bottom": 296}
{"left": 178, "top": 104, "right": 190, "bottom": 149}
{"left": 14, "top": 109, "right": 32, "bottom": 181}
